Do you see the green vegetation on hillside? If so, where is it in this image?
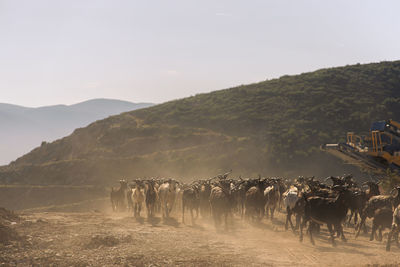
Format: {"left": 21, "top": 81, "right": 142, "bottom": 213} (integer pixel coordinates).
{"left": 1, "top": 61, "right": 400, "bottom": 184}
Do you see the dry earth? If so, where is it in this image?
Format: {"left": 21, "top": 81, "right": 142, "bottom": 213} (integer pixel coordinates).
{"left": 1, "top": 201, "right": 399, "bottom": 267}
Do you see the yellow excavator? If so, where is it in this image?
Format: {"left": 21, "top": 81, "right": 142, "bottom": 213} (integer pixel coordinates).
{"left": 321, "top": 119, "right": 400, "bottom": 175}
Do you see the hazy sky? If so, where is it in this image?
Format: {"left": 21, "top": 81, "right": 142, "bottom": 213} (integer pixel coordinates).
{"left": 0, "top": 0, "right": 399, "bottom": 107}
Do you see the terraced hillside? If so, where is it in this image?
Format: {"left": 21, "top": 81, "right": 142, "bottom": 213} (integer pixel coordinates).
{"left": 1, "top": 61, "right": 400, "bottom": 185}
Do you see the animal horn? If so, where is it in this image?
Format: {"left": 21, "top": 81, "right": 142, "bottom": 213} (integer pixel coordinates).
{"left": 390, "top": 188, "right": 399, "bottom": 198}
{"left": 395, "top": 188, "right": 400, "bottom": 198}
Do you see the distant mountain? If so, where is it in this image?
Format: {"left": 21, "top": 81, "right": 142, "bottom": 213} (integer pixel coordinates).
{"left": 2, "top": 61, "right": 400, "bottom": 185}
{"left": 0, "top": 99, "right": 153, "bottom": 164}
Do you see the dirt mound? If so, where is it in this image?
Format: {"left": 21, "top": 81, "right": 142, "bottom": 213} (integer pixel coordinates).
{"left": 0, "top": 207, "right": 19, "bottom": 223}
{"left": 85, "top": 234, "right": 132, "bottom": 249}
{"left": 0, "top": 207, "right": 22, "bottom": 244}
{"left": 0, "top": 224, "right": 21, "bottom": 244}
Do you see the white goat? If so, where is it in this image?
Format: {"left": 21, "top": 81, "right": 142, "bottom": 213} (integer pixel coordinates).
{"left": 282, "top": 186, "right": 300, "bottom": 232}
{"left": 131, "top": 184, "right": 145, "bottom": 217}
{"left": 158, "top": 180, "right": 177, "bottom": 218}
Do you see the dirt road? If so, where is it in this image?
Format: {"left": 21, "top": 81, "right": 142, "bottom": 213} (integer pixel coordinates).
{"left": 1, "top": 205, "right": 399, "bottom": 266}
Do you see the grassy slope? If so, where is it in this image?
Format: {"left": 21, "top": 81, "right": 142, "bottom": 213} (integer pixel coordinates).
{"left": 1, "top": 61, "right": 400, "bottom": 184}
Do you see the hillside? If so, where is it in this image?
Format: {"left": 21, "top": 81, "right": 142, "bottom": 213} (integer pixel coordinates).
{"left": 0, "top": 99, "right": 153, "bottom": 165}
{"left": 1, "top": 61, "right": 400, "bottom": 185}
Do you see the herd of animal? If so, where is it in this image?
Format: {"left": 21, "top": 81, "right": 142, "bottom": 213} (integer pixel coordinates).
{"left": 110, "top": 173, "right": 400, "bottom": 251}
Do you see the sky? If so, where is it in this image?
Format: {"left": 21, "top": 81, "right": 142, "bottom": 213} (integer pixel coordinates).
{"left": 0, "top": 0, "right": 399, "bottom": 107}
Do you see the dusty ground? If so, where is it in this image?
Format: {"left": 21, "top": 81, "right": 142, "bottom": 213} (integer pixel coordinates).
{"left": 1, "top": 202, "right": 399, "bottom": 267}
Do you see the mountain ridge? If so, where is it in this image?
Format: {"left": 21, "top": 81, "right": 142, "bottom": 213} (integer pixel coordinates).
{"left": 2, "top": 61, "right": 400, "bottom": 185}
{"left": 0, "top": 99, "right": 154, "bottom": 165}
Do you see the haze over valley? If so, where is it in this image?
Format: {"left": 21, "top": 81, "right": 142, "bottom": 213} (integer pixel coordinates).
{"left": 0, "top": 99, "right": 153, "bottom": 165}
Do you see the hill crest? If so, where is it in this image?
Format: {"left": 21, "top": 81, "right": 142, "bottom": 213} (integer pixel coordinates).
{"left": 2, "top": 61, "right": 400, "bottom": 184}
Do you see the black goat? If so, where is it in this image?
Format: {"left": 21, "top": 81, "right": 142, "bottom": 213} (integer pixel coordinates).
{"left": 300, "top": 186, "right": 352, "bottom": 246}
{"left": 356, "top": 187, "right": 400, "bottom": 238}
{"left": 145, "top": 180, "right": 158, "bottom": 218}
{"left": 110, "top": 180, "right": 128, "bottom": 212}
{"left": 182, "top": 185, "right": 200, "bottom": 225}
{"left": 370, "top": 207, "right": 392, "bottom": 242}
{"left": 347, "top": 189, "right": 367, "bottom": 226}
{"left": 199, "top": 180, "right": 212, "bottom": 218}
{"left": 209, "top": 180, "right": 233, "bottom": 231}
{"left": 386, "top": 204, "right": 400, "bottom": 251}
{"left": 245, "top": 179, "right": 268, "bottom": 221}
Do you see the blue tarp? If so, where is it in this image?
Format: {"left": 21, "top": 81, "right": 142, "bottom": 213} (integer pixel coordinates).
{"left": 370, "top": 121, "right": 386, "bottom": 131}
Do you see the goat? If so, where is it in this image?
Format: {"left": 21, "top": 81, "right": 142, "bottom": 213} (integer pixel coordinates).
{"left": 209, "top": 180, "right": 233, "bottom": 231}
{"left": 131, "top": 181, "right": 145, "bottom": 217}
{"left": 145, "top": 180, "right": 158, "bottom": 218}
{"left": 346, "top": 188, "right": 367, "bottom": 227}
{"left": 199, "top": 180, "right": 212, "bottom": 218}
{"left": 264, "top": 181, "right": 280, "bottom": 220}
{"left": 283, "top": 186, "right": 300, "bottom": 232}
{"left": 234, "top": 179, "right": 252, "bottom": 219}
{"left": 277, "top": 178, "right": 287, "bottom": 211}
{"left": 245, "top": 180, "right": 267, "bottom": 221}
{"left": 182, "top": 185, "right": 200, "bottom": 225}
{"left": 326, "top": 176, "right": 346, "bottom": 187}
{"left": 356, "top": 186, "right": 400, "bottom": 238}
{"left": 110, "top": 180, "right": 128, "bottom": 212}
{"left": 127, "top": 184, "right": 134, "bottom": 212}
{"left": 174, "top": 183, "right": 183, "bottom": 214}
{"left": 158, "top": 179, "right": 177, "bottom": 218}
{"left": 364, "top": 181, "right": 381, "bottom": 200}
{"left": 370, "top": 207, "right": 393, "bottom": 242}
{"left": 386, "top": 204, "right": 400, "bottom": 251}
{"left": 300, "top": 186, "right": 352, "bottom": 246}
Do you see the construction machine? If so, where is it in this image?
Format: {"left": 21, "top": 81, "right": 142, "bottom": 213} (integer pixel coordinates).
{"left": 321, "top": 119, "right": 400, "bottom": 175}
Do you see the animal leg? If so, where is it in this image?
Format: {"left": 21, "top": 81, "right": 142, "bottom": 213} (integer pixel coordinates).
{"left": 378, "top": 227, "right": 382, "bottom": 242}
{"left": 370, "top": 222, "right": 376, "bottom": 241}
{"left": 339, "top": 224, "right": 346, "bottom": 242}
{"left": 295, "top": 214, "right": 300, "bottom": 230}
{"left": 327, "top": 223, "right": 336, "bottom": 247}
{"left": 307, "top": 222, "right": 315, "bottom": 245}
{"left": 285, "top": 209, "right": 289, "bottom": 231}
{"left": 347, "top": 210, "right": 353, "bottom": 226}
{"left": 386, "top": 226, "right": 396, "bottom": 251}
{"left": 354, "top": 211, "right": 358, "bottom": 226}
{"left": 190, "top": 207, "right": 194, "bottom": 225}
{"left": 182, "top": 201, "right": 185, "bottom": 223}
{"left": 164, "top": 202, "right": 169, "bottom": 218}
{"left": 288, "top": 211, "right": 295, "bottom": 233}
{"left": 299, "top": 218, "right": 305, "bottom": 242}
{"left": 355, "top": 216, "right": 366, "bottom": 238}
{"left": 224, "top": 212, "right": 228, "bottom": 231}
